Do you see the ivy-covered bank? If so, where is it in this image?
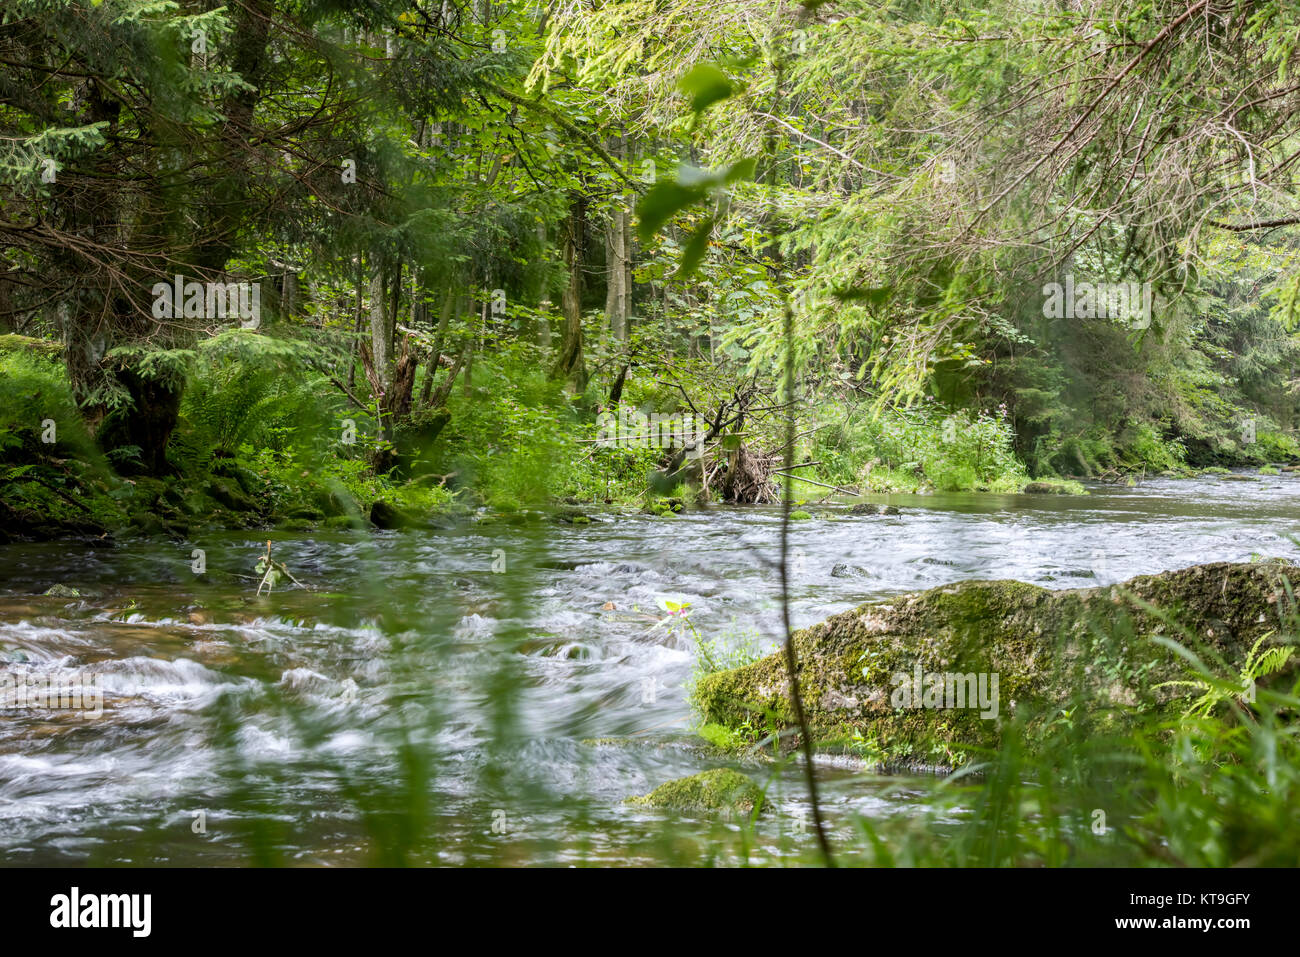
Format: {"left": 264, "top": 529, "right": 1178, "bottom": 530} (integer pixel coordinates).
{"left": 693, "top": 561, "right": 1300, "bottom": 770}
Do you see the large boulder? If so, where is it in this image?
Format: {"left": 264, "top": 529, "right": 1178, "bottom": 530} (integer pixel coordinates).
{"left": 693, "top": 561, "right": 1300, "bottom": 769}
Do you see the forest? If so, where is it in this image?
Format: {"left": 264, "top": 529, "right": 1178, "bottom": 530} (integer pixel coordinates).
{"left": 2, "top": 0, "right": 1300, "bottom": 876}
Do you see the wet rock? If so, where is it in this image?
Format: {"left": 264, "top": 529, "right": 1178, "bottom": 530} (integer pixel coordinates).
{"left": 1022, "top": 481, "right": 1071, "bottom": 494}
{"left": 129, "top": 512, "right": 168, "bottom": 536}
{"left": 1218, "top": 474, "right": 1259, "bottom": 482}
{"left": 276, "top": 518, "right": 316, "bottom": 532}
{"left": 831, "top": 563, "right": 875, "bottom": 579}
{"left": 693, "top": 560, "right": 1300, "bottom": 770}
{"left": 369, "top": 500, "right": 413, "bottom": 529}
{"left": 42, "top": 584, "right": 81, "bottom": 598}
{"left": 627, "top": 768, "right": 765, "bottom": 816}
{"left": 850, "top": 503, "right": 901, "bottom": 515}
{"left": 323, "top": 514, "right": 363, "bottom": 530}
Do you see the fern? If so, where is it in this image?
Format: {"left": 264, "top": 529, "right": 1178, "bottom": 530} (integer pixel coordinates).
{"left": 176, "top": 331, "right": 342, "bottom": 467}
{"left": 1155, "top": 632, "right": 1296, "bottom": 719}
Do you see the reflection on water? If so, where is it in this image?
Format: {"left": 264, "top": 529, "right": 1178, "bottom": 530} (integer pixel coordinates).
{"left": 0, "top": 472, "right": 1297, "bottom": 864}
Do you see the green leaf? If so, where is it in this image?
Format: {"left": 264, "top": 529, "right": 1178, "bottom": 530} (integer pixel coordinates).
{"left": 723, "top": 157, "right": 758, "bottom": 183}
{"left": 832, "top": 285, "right": 895, "bottom": 307}
{"left": 636, "top": 181, "right": 705, "bottom": 242}
{"left": 676, "top": 216, "right": 716, "bottom": 278}
{"left": 678, "top": 64, "right": 733, "bottom": 114}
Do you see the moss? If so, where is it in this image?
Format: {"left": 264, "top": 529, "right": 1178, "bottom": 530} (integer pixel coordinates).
{"left": 789, "top": 510, "right": 813, "bottom": 520}
{"left": 0, "top": 333, "right": 62, "bottom": 356}
{"left": 322, "top": 515, "right": 363, "bottom": 530}
{"left": 696, "top": 722, "right": 747, "bottom": 751}
{"left": 627, "top": 768, "right": 765, "bottom": 816}
{"left": 692, "top": 561, "right": 1300, "bottom": 769}
{"left": 1022, "top": 480, "right": 1083, "bottom": 495}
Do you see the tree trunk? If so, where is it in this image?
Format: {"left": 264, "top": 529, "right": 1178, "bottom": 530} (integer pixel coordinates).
{"left": 551, "top": 192, "right": 588, "bottom": 390}
{"left": 604, "top": 134, "right": 634, "bottom": 342}
{"left": 281, "top": 267, "right": 299, "bottom": 322}
{"left": 421, "top": 287, "right": 457, "bottom": 408}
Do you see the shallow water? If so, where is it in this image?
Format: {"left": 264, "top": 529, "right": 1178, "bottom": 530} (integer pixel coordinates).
{"left": 1, "top": 471, "right": 1298, "bottom": 865}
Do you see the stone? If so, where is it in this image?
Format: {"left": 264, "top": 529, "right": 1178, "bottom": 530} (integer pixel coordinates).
{"left": 1022, "top": 481, "right": 1071, "bottom": 494}
{"left": 627, "top": 768, "right": 765, "bottom": 816}
{"left": 693, "top": 560, "right": 1300, "bottom": 770}
{"left": 369, "top": 500, "right": 413, "bottom": 529}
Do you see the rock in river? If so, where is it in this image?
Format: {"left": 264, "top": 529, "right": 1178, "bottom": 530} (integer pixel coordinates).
{"left": 628, "top": 768, "right": 765, "bottom": 816}
{"left": 692, "top": 560, "right": 1300, "bottom": 769}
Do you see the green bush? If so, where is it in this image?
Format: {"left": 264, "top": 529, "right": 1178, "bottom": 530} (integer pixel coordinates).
{"left": 813, "top": 402, "right": 1027, "bottom": 492}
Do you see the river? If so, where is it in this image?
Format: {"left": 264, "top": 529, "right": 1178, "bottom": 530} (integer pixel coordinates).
{"left": 1, "top": 472, "right": 1297, "bottom": 865}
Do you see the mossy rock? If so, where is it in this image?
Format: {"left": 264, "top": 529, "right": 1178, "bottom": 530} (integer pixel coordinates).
{"left": 276, "top": 518, "right": 316, "bottom": 532}
{"left": 849, "top": 503, "right": 900, "bottom": 516}
{"left": 789, "top": 510, "right": 813, "bottom": 520}
{"left": 323, "top": 515, "right": 363, "bottom": 530}
{"left": 205, "top": 479, "right": 258, "bottom": 513}
{"left": 369, "top": 499, "right": 416, "bottom": 529}
{"left": 628, "top": 768, "right": 765, "bottom": 816}
{"left": 128, "top": 477, "right": 169, "bottom": 507}
{"left": 128, "top": 512, "right": 168, "bottom": 536}
{"left": 209, "top": 459, "right": 261, "bottom": 496}
{"left": 693, "top": 561, "right": 1300, "bottom": 770}
{"left": 1022, "top": 481, "right": 1072, "bottom": 494}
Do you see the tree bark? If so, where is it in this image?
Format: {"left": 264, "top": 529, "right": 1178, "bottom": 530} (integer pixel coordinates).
{"left": 604, "top": 134, "right": 634, "bottom": 342}
{"left": 551, "top": 192, "right": 588, "bottom": 390}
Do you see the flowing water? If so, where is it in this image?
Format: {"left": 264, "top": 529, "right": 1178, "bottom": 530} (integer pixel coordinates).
{"left": 2, "top": 472, "right": 1298, "bottom": 865}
